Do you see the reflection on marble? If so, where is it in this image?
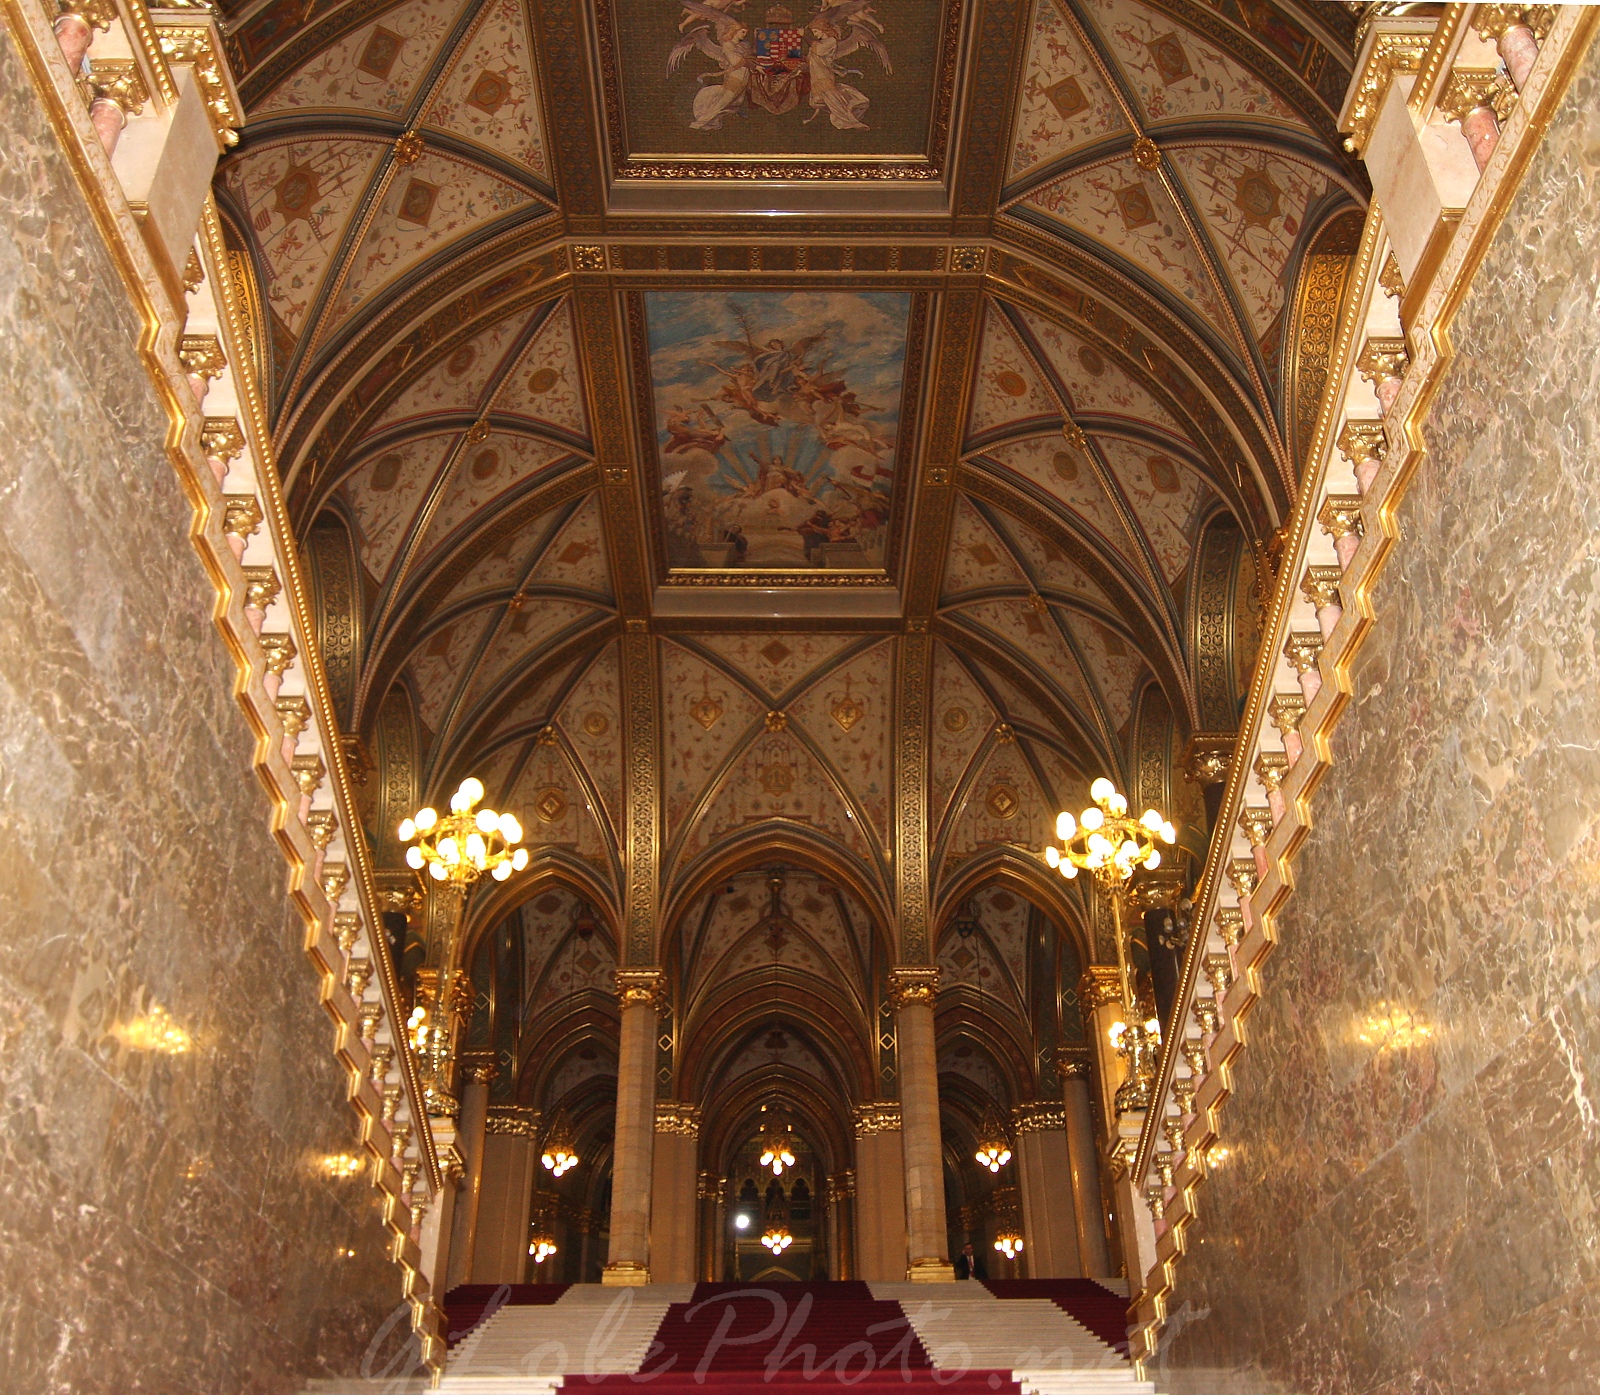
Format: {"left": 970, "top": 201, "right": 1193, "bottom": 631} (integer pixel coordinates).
{"left": 1155, "top": 40, "right": 1600, "bottom": 1395}
{"left": 0, "top": 25, "right": 405, "bottom": 1394}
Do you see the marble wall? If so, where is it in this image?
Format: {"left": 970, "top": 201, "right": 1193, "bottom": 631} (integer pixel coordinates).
{"left": 0, "top": 24, "right": 407, "bottom": 1393}
{"left": 1155, "top": 38, "right": 1600, "bottom": 1395}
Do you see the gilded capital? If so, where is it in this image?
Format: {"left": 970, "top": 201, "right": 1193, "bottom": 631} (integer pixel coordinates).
{"left": 615, "top": 967, "right": 667, "bottom": 1010}
{"left": 1078, "top": 964, "right": 1122, "bottom": 1013}
{"left": 1336, "top": 419, "right": 1387, "bottom": 470}
{"left": 1254, "top": 750, "right": 1290, "bottom": 794}
{"left": 1181, "top": 732, "right": 1235, "bottom": 786}
{"left": 1268, "top": 692, "right": 1307, "bottom": 736}
{"left": 1356, "top": 337, "right": 1408, "bottom": 388}
{"left": 851, "top": 1101, "right": 902, "bottom": 1136}
{"left": 1217, "top": 907, "right": 1245, "bottom": 949}
{"left": 1317, "top": 494, "right": 1364, "bottom": 543}
{"left": 1437, "top": 67, "right": 1517, "bottom": 125}
{"left": 655, "top": 1101, "right": 701, "bottom": 1137}
{"left": 887, "top": 965, "right": 939, "bottom": 1008}
{"left": 1238, "top": 807, "right": 1274, "bottom": 849}
{"left": 1227, "top": 857, "right": 1259, "bottom": 901}
{"left": 459, "top": 1052, "right": 499, "bottom": 1086}
{"left": 180, "top": 336, "right": 226, "bottom": 382}
{"left": 1056, "top": 1048, "right": 1092, "bottom": 1080}
{"left": 1283, "top": 631, "right": 1324, "bottom": 677}
{"left": 486, "top": 1106, "right": 539, "bottom": 1137}
{"left": 1011, "top": 1102, "right": 1067, "bottom": 1133}
{"left": 1300, "top": 565, "right": 1343, "bottom": 612}
{"left": 1473, "top": 3, "right": 1554, "bottom": 43}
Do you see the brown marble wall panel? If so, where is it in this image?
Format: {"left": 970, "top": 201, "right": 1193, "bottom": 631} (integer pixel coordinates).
{"left": 0, "top": 25, "right": 406, "bottom": 1394}
{"left": 1155, "top": 38, "right": 1600, "bottom": 1395}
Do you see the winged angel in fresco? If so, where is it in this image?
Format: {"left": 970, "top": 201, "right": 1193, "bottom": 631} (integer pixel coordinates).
{"left": 658, "top": 303, "right": 897, "bottom": 571}
{"left": 669, "top": 0, "right": 891, "bottom": 132}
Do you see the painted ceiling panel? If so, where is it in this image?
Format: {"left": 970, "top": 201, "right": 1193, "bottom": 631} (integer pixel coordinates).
{"left": 977, "top": 434, "right": 1136, "bottom": 562}
{"left": 343, "top": 431, "right": 454, "bottom": 581}
{"left": 524, "top": 493, "right": 612, "bottom": 598}
{"left": 1065, "top": 613, "right": 1142, "bottom": 731}
{"left": 785, "top": 640, "right": 893, "bottom": 845}
{"left": 1093, "top": 434, "right": 1208, "bottom": 583}
{"left": 695, "top": 633, "right": 864, "bottom": 702}
{"left": 325, "top": 152, "right": 534, "bottom": 331}
{"left": 440, "top": 506, "right": 572, "bottom": 607}
{"left": 554, "top": 642, "right": 624, "bottom": 837}
{"left": 1015, "top": 306, "right": 1188, "bottom": 439}
{"left": 253, "top": 0, "right": 463, "bottom": 116}
{"left": 943, "top": 740, "right": 1056, "bottom": 870}
{"left": 942, "top": 497, "right": 1029, "bottom": 599}
{"left": 1010, "top": 0, "right": 1131, "bottom": 180}
{"left": 414, "top": 431, "right": 570, "bottom": 561}
{"left": 492, "top": 299, "right": 590, "bottom": 440}
{"left": 1167, "top": 146, "right": 1333, "bottom": 338}
{"left": 1081, "top": 0, "right": 1305, "bottom": 127}
{"left": 523, "top": 885, "right": 614, "bottom": 1006}
{"left": 955, "top": 598, "right": 1100, "bottom": 723}
{"left": 372, "top": 310, "right": 532, "bottom": 431}
{"left": 929, "top": 644, "right": 998, "bottom": 840}
{"left": 407, "top": 607, "right": 494, "bottom": 733}
{"left": 990, "top": 511, "right": 1111, "bottom": 608}
{"left": 460, "top": 598, "right": 603, "bottom": 715}
{"left": 660, "top": 641, "right": 771, "bottom": 845}
{"left": 421, "top": 0, "right": 549, "bottom": 177}
{"left": 968, "top": 307, "right": 1060, "bottom": 439}
{"left": 505, "top": 742, "right": 614, "bottom": 867}
{"left": 685, "top": 731, "right": 873, "bottom": 868}
{"left": 482, "top": 655, "right": 585, "bottom": 743}
{"left": 1023, "top": 155, "right": 1230, "bottom": 335}
{"left": 221, "top": 137, "right": 385, "bottom": 334}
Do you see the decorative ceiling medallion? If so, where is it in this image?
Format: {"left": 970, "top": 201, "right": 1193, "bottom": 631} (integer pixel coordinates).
{"left": 830, "top": 682, "right": 865, "bottom": 732}
{"left": 527, "top": 366, "right": 560, "bottom": 395}
{"left": 985, "top": 783, "right": 1020, "bottom": 820}
{"left": 760, "top": 763, "right": 795, "bottom": 795}
{"left": 1145, "top": 33, "right": 1192, "bottom": 85}
{"left": 273, "top": 163, "right": 319, "bottom": 222}
{"left": 942, "top": 705, "right": 969, "bottom": 733}
{"left": 1232, "top": 169, "right": 1283, "bottom": 228}
{"left": 593, "top": 0, "right": 965, "bottom": 180}
{"left": 466, "top": 69, "right": 512, "bottom": 115}
{"left": 761, "top": 640, "right": 792, "bottom": 665}
{"left": 357, "top": 26, "right": 403, "bottom": 81}
{"left": 535, "top": 787, "right": 569, "bottom": 822}
{"left": 582, "top": 711, "right": 610, "bottom": 737}
{"left": 1114, "top": 182, "right": 1157, "bottom": 230}
{"left": 689, "top": 691, "right": 723, "bottom": 729}
{"left": 765, "top": 710, "right": 788, "bottom": 733}
{"left": 1043, "top": 75, "right": 1087, "bottom": 120}
{"left": 397, "top": 179, "right": 438, "bottom": 227}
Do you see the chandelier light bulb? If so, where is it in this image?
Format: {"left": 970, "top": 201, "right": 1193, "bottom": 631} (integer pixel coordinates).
{"left": 1045, "top": 845, "right": 1060, "bottom": 868}
{"left": 1141, "top": 808, "right": 1162, "bottom": 830}
{"left": 499, "top": 813, "right": 523, "bottom": 844}
{"left": 406, "top": 846, "right": 424, "bottom": 869}
{"left": 1055, "top": 810, "right": 1076, "bottom": 840}
{"left": 475, "top": 808, "right": 499, "bottom": 833}
{"left": 415, "top": 807, "right": 437, "bottom": 832}
{"left": 1161, "top": 820, "right": 1177, "bottom": 844}
{"left": 1090, "top": 777, "right": 1114, "bottom": 803}
{"left": 428, "top": 862, "right": 447, "bottom": 881}
{"left": 1081, "top": 807, "right": 1104, "bottom": 831}
{"left": 1108, "top": 792, "right": 1128, "bottom": 817}
{"left": 511, "top": 847, "right": 530, "bottom": 871}
{"left": 492, "top": 861, "right": 512, "bottom": 880}
{"left": 1145, "top": 849, "right": 1161, "bottom": 869}
{"left": 1061, "top": 861, "right": 1078, "bottom": 879}
{"left": 398, "top": 817, "right": 416, "bottom": 842}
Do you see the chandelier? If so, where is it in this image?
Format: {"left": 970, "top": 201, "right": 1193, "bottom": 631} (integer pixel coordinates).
{"left": 759, "top": 1122, "right": 796, "bottom": 1177}
{"left": 761, "top": 1224, "right": 794, "bottom": 1254}
{"left": 400, "top": 777, "right": 528, "bottom": 885}
{"left": 974, "top": 1116, "right": 1011, "bottom": 1173}
{"left": 528, "top": 1227, "right": 558, "bottom": 1265}
{"left": 993, "top": 1227, "right": 1024, "bottom": 1261}
{"left": 541, "top": 1112, "right": 579, "bottom": 1177}
{"left": 1044, "top": 778, "right": 1177, "bottom": 1115}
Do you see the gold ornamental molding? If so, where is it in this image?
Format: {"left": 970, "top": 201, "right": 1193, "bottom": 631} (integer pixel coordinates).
{"left": 615, "top": 967, "right": 668, "bottom": 1010}
{"left": 1011, "top": 1102, "right": 1068, "bottom": 1134}
{"left": 887, "top": 965, "right": 939, "bottom": 1009}
{"left": 852, "top": 1101, "right": 903, "bottom": 1136}
{"left": 655, "top": 1102, "right": 702, "bottom": 1138}
{"left": 893, "top": 634, "right": 934, "bottom": 961}
{"left": 1077, "top": 964, "right": 1122, "bottom": 1013}
{"left": 1341, "top": 25, "right": 1433, "bottom": 155}
{"left": 485, "top": 1106, "right": 540, "bottom": 1138}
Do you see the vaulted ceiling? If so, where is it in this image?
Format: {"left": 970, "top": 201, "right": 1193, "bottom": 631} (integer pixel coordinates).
{"left": 216, "top": 0, "right": 1365, "bottom": 957}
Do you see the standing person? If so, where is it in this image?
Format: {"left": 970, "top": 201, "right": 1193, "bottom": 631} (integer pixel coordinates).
{"left": 953, "top": 1240, "right": 987, "bottom": 1281}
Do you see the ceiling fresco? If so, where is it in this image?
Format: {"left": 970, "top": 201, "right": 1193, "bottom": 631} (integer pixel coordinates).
{"left": 219, "top": 0, "right": 1364, "bottom": 997}
{"left": 642, "top": 290, "right": 913, "bottom": 576}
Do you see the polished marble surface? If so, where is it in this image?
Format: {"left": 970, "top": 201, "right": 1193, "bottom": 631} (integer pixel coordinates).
{"left": 0, "top": 25, "right": 408, "bottom": 1394}
{"left": 1156, "top": 37, "right": 1600, "bottom": 1395}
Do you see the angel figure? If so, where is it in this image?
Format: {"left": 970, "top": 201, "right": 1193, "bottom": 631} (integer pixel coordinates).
{"left": 804, "top": 3, "right": 890, "bottom": 130}
{"left": 670, "top": 6, "right": 754, "bottom": 131}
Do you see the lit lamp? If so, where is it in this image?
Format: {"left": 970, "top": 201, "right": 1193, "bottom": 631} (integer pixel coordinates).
{"left": 994, "top": 1227, "right": 1024, "bottom": 1261}
{"left": 541, "top": 1112, "right": 579, "bottom": 1178}
{"left": 398, "top": 777, "right": 530, "bottom": 1114}
{"left": 1045, "top": 778, "right": 1176, "bottom": 1114}
{"left": 761, "top": 1224, "right": 794, "bottom": 1254}
{"left": 528, "top": 1227, "right": 558, "bottom": 1265}
{"left": 974, "top": 1117, "right": 1012, "bottom": 1174}
{"left": 759, "top": 1122, "right": 796, "bottom": 1177}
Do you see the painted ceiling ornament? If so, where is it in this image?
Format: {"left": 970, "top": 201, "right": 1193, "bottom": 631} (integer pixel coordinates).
{"left": 1131, "top": 135, "right": 1161, "bottom": 171}
{"left": 830, "top": 679, "right": 865, "bottom": 732}
{"left": 764, "top": 709, "right": 788, "bottom": 732}
{"left": 689, "top": 674, "right": 724, "bottom": 729}
{"left": 942, "top": 705, "right": 969, "bottom": 733}
{"left": 670, "top": 0, "right": 891, "bottom": 133}
{"left": 534, "top": 786, "right": 568, "bottom": 822}
{"left": 986, "top": 782, "right": 1020, "bottom": 820}
{"left": 1232, "top": 166, "right": 1283, "bottom": 228}
{"left": 392, "top": 129, "right": 425, "bottom": 165}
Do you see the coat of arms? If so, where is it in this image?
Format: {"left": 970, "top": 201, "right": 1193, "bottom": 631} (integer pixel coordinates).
{"left": 669, "top": 0, "right": 891, "bottom": 132}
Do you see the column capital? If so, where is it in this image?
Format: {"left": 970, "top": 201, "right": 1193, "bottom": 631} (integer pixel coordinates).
{"left": 485, "top": 1105, "right": 539, "bottom": 1137}
{"left": 1011, "top": 1102, "right": 1067, "bottom": 1133}
{"left": 1055, "top": 1048, "right": 1093, "bottom": 1080}
{"left": 851, "top": 1101, "right": 902, "bottom": 1136}
{"left": 458, "top": 1051, "right": 499, "bottom": 1086}
{"left": 1078, "top": 964, "right": 1122, "bottom": 1013}
{"left": 887, "top": 965, "right": 939, "bottom": 1008}
{"left": 655, "top": 1101, "right": 701, "bottom": 1137}
{"left": 615, "top": 967, "right": 667, "bottom": 1009}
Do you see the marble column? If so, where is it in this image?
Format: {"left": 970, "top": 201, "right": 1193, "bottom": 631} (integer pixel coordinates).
{"left": 890, "top": 967, "right": 952, "bottom": 1282}
{"left": 472, "top": 1108, "right": 540, "bottom": 1283}
{"left": 696, "top": 1172, "right": 723, "bottom": 1281}
{"left": 604, "top": 969, "right": 664, "bottom": 1284}
{"left": 851, "top": 1103, "right": 907, "bottom": 1280}
{"left": 1059, "top": 1060, "right": 1112, "bottom": 1278}
{"left": 649, "top": 1103, "right": 701, "bottom": 1284}
{"left": 446, "top": 1058, "right": 497, "bottom": 1289}
{"left": 828, "top": 1172, "right": 856, "bottom": 1281}
{"left": 1012, "top": 1103, "right": 1079, "bottom": 1278}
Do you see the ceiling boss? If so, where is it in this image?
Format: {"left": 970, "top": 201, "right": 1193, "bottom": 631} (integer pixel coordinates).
{"left": 399, "top": 778, "right": 530, "bottom": 1115}
{"left": 1045, "top": 779, "right": 1176, "bottom": 1115}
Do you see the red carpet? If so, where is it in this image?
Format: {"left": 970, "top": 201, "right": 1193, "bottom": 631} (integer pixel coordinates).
{"left": 587, "top": 1284, "right": 1021, "bottom": 1391}
{"left": 981, "top": 1279, "right": 1130, "bottom": 1355}
{"left": 441, "top": 1282, "right": 569, "bottom": 1346}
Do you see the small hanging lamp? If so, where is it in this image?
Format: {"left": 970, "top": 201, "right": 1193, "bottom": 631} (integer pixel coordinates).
{"left": 541, "top": 1111, "right": 579, "bottom": 1177}
{"left": 760, "top": 1223, "right": 794, "bottom": 1254}
{"left": 974, "top": 1112, "right": 1012, "bottom": 1173}
{"left": 758, "top": 1120, "right": 796, "bottom": 1177}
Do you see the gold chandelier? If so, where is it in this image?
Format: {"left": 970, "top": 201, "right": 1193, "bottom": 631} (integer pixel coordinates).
{"left": 400, "top": 777, "right": 528, "bottom": 885}
{"left": 541, "top": 1111, "right": 579, "bottom": 1178}
{"left": 1045, "top": 778, "right": 1177, "bottom": 1115}
{"left": 993, "top": 1226, "right": 1024, "bottom": 1261}
{"left": 974, "top": 1114, "right": 1012, "bottom": 1173}
{"left": 528, "top": 1226, "right": 558, "bottom": 1265}
{"left": 760, "top": 1223, "right": 794, "bottom": 1253}
{"left": 759, "top": 1122, "right": 796, "bottom": 1177}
